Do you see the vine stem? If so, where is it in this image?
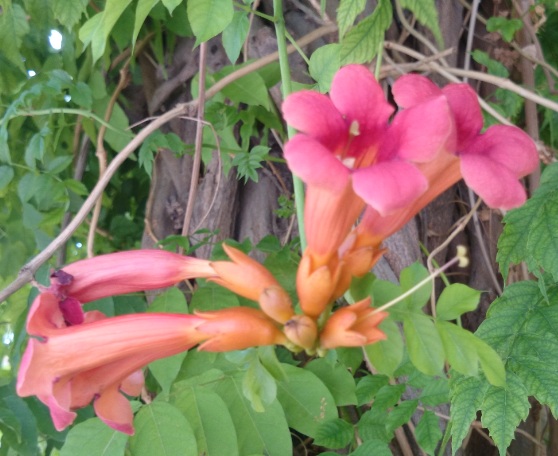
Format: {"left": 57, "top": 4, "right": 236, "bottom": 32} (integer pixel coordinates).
{"left": 0, "top": 24, "right": 337, "bottom": 303}
{"left": 273, "top": 0, "right": 307, "bottom": 251}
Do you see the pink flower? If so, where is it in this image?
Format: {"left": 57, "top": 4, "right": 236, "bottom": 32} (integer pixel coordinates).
{"left": 393, "top": 74, "right": 539, "bottom": 209}
{"left": 283, "top": 64, "right": 453, "bottom": 215}
{"left": 48, "top": 250, "right": 216, "bottom": 322}
{"left": 17, "top": 292, "right": 208, "bottom": 434}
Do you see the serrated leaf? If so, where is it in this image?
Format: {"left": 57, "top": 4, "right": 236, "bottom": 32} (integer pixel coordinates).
{"left": 449, "top": 374, "right": 489, "bottom": 456}
{"left": 364, "top": 317, "right": 404, "bottom": 377}
{"left": 188, "top": 0, "right": 233, "bottom": 45}
{"left": 436, "top": 283, "right": 481, "bottom": 320}
{"left": 340, "top": 0, "right": 392, "bottom": 65}
{"left": 526, "top": 198, "right": 558, "bottom": 281}
{"left": 385, "top": 399, "right": 418, "bottom": 433}
{"left": 337, "top": 0, "right": 366, "bottom": 38}
{"left": 404, "top": 314, "right": 444, "bottom": 375}
{"left": 473, "top": 338, "right": 506, "bottom": 387}
{"left": 419, "top": 377, "right": 449, "bottom": 407}
{"left": 355, "top": 374, "right": 390, "bottom": 406}
{"left": 305, "top": 358, "right": 357, "bottom": 406}
{"left": 480, "top": 373, "right": 530, "bottom": 455}
{"left": 471, "top": 50, "right": 509, "bottom": 78}
{"left": 358, "top": 408, "right": 391, "bottom": 442}
{"left": 371, "top": 384, "right": 405, "bottom": 411}
{"left": 131, "top": 402, "right": 197, "bottom": 456}
{"left": 0, "top": 4, "right": 29, "bottom": 71}
{"left": 222, "top": 11, "right": 249, "bottom": 64}
{"left": 486, "top": 16, "right": 523, "bottom": 42}
{"left": 51, "top": 0, "right": 88, "bottom": 29}
{"left": 59, "top": 418, "right": 128, "bottom": 456}
{"left": 415, "top": 410, "right": 442, "bottom": 455}
{"left": 220, "top": 70, "right": 270, "bottom": 109}
{"left": 309, "top": 43, "right": 341, "bottom": 92}
{"left": 276, "top": 364, "right": 337, "bottom": 438}
{"left": 189, "top": 281, "right": 240, "bottom": 311}
{"left": 351, "top": 439, "right": 392, "bottom": 456}
{"left": 435, "top": 321, "right": 479, "bottom": 377}
{"left": 171, "top": 386, "right": 239, "bottom": 456}
{"left": 313, "top": 418, "right": 354, "bottom": 449}
{"left": 399, "top": 0, "right": 443, "bottom": 46}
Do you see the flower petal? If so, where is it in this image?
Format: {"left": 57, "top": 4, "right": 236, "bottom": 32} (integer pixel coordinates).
{"left": 392, "top": 74, "right": 441, "bottom": 107}
{"left": 384, "top": 95, "right": 453, "bottom": 162}
{"left": 94, "top": 386, "right": 135, "bottom": 435}
{"left": 442, "top": 83, "right": 483, "bottom": 147}
{"left": 330, "top": 65, "right": 394, "bottom": 135}
{"left": 282, "top": 90, "right": 347, "bottom": 147}
{"left": 460, "top": 154, "right": 527, "bottom": 209}
{"left": 284, "top": 135, "right": 350, "bottom": 192}
{"left": 466, "top": 125, "right": 539, "bottom": 177}
{"left": 352, "top": 161, "right": 428, "bottom": 215}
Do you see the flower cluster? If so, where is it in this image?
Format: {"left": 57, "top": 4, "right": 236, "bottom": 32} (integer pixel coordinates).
{"left": 16, "top": 65, "right": 538, "bottom": 436}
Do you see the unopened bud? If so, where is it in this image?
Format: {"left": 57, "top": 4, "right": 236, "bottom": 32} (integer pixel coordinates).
{"left": 456, "top": 245, "right": 469, "bottom": 268}
{"left": 259, "top": 286, "right": 294, "bottom": 324}
{"left": 284, "top": 315, "right": 318, "bottom": 350}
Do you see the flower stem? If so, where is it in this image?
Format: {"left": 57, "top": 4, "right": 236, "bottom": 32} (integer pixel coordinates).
{"left": 273, "top": 0, "right": 307, "bottom": 251}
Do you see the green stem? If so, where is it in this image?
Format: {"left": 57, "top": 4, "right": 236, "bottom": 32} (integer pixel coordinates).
{"left": 273, "top": 0, "right": 307, "bottom": 251}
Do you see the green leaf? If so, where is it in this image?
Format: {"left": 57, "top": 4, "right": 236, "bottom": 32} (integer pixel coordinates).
{"left": 222, "top": 11, "right": 249, "bottom": 64}
{"left": 404, "top": 314, "right": 444, "bottom": 375}
{"left": 219, "top": 70, "right": 270, "bottom": 109}
{"left": 435, "top": 321, "right": 479, "bottom": 377}
{"left": 385, "top": 399, "right": 418, "bottom": 434}
{"left": 24, "top": 133, "right": 45, "bottom": 168}
{"left": 480, "top": 373, "right": 530, "bottom": 455}
{"left": 340, "top": 0, "right": 392, "bottom": 65}
{"left": 337, "top": 0, "right": 366, "bottom": 38}
{"left": 59, "top": 418, "right": 128, "bottom": 456}
{"left": 487, "top": 16, "right": 523, "bottom": 42}
{"left": 51, "top": 0, "right": 89, "bottom": 29}
{"left": 355, "top": 374, "right": 389, "bottom": 406}
{"left": 372, "top": 384, "right": 405, "bottom": 412}
{"left": 189, "top": 281, "right": 240, "bottom": 311}
{"left": 46, "top": 156, "right": 74, "bottom": 174}
{"left": 148, "top": 287, "right": 188, "bottom": 313}
{"left": 69, "top": 82, "right": 93, "bottom": 109}
{"left": 449, "top": 374, "right": 489, "bottom": 456}
{"left": 188, "top": 0, "right": 234, "bottom": 45}
{"left": 162, "top": 0, "right": 182, "bottom": 14}
{"left": 276, "top": 364, "right": 337, "bottom": 438}
{"left": 471, "top": 50, "right": 509, "bottom": 78}
{"left": 79, "top": 0, "right": 133, "bottom": 63}
{"left": 242, "top": 357, "right": 277, "bottom": 412}
{"left": 358, "top": 408, "right": 391, "bottom": 442}
{"left": 212, "top": 372, "right": 292, "bottom": 456}
{"left": 419, "top": 377, "right": 449, "bottom": 406}
{"left": 313, "top": 418, "right": 354, "bottom": 449}
{"left": 309, "top": 44, "right": 341, "bottom": 92}
{"left": 415, "top": 410, "right": 442, "bottom": 455}
{"left": 131, "top": 402, "right": 197, "bottom": 456}
{"left": 364, "top": 317, "right": 404, "bottom": 377}
{"left": 0, "top": 4, "right": 29, "bottom": 71}
{"left": 436, "top": 283, "right": 481, "bottom": 320}
{"left": 399, "top": 0, "right": 444, "bottom": 46}
{"left": 473, "top": 338, "right": 506, "bottom": 387}
{"left": 400, "top": 262, "right": 431, "bottom": 311}
{"left": 305, "top": 359, "right": 357, "bottom": 406}
{"left": 133, "top": 0, "right": 159, "bottom": 48}
{"left": 171, "top": 386, "right": 239, "bottom": 456}
{"left": 526, "top": 198, "right": 558, "bottom": 281}
{"left": 0, "top": 166, "right": 14, "bottom": 191}
{"left": 350, "top": 439, "right": 392, "bottom": 456}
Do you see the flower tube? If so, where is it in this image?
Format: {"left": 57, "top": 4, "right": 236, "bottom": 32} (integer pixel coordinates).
{"left": 17, "top": 292, "right": 208, "bottom": 434}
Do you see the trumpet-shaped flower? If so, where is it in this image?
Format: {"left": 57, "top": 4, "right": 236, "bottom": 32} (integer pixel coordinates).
{"left": 17, "top": 292, "right": 208, "bottom": 434}
{"left": 319, "top": 298, "right": 388, "bottom": 349}
{"left": 195, "top": 307, "right": 288, "bottom": 351}
{"left": 50, "top": 250, "right": 216, "bottom": 304}
{"left": 209, "top": 244, "right": 282, "bottom": 302}
{"left": 283, "top": 65, "right": 453, "bottom": 266}
{"left": 393, "top": 74, "right": 539, "bottom": 209}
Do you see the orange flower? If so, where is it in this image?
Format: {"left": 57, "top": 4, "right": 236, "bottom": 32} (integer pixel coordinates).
{"left": 283, "top": 315, "right": 318, "bottom": 350}
{"left": 50, "top": 250, "right": 216, "bottom": 303}
{"left": 319, "top": 298, "right": 388, "bottom": 349}
{"left": 195, "top": 307, "right": 288, "bottom": 351}
{"left": 17, "top": 293, "right": 208, "bottom": 434}
{"left": 209, "top": 244, "right": 281, "bottom": 302}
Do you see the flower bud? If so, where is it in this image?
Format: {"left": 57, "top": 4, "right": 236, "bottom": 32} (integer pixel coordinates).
{"left": 296, "top": 253, "right": 338, "bottom": 318}
{"left": 283, "top": 315, "right": 318, "bottom": 350}
{"left": 259, "top": 286, "right": 294, "bottom": 324}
